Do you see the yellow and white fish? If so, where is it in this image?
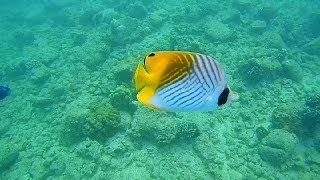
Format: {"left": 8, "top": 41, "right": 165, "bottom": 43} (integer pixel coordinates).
{"left": 133, "top": 51, "right": 239, "bottom": 112}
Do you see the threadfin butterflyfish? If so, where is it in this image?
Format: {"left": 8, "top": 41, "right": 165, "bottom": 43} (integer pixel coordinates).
{"left": 133, "top": 51, "right": 238, "bottom": 112}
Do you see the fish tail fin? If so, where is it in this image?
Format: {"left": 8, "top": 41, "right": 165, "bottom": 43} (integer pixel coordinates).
{"left": 228, "top": 91, "right": 239, "bottom": 102}
{"left": 134, "top": 63, "right": 149, "bottom": 91}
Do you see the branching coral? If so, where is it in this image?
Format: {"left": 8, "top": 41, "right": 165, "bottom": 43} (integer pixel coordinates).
{"left": 62, "top": 102, "right": 121, "bottom": 145}
{"left": 236, "top": 58, "right": 282, "bottom": 86}
{"left": 271, "top": 105, "right": 302, "bottom": 135}
{"left": 83, "top": 103, "right": 121, "bottom": 142}
{"left": 255, "top": 126, "right": 269, "bottom": 141}
{"left": 301, "top": 93, "right": 320, "bottom": 136}
{"left": 92, "top": 8, "right": 119, "bottom": 26}
{"left": 176, "top": 121, "right": 200, "bottom": 140}
{"left": 271, "top": 93, "right": 320, "bottom": 139}
{"left": 109, "top": 85, "right": 137, "bottom": 115}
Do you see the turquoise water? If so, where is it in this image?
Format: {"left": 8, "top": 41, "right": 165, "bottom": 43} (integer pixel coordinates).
{"left": 1, "top": 0, "right": 320, "bottom": 179}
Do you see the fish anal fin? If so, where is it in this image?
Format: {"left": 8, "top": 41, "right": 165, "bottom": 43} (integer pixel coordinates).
{"left": 137, "top": 86, "right": 159, "bottom": 109}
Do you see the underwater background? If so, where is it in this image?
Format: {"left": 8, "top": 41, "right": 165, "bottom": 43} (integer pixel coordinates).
{"left": 0, "top": 0, "right": 320, "bottom": 179}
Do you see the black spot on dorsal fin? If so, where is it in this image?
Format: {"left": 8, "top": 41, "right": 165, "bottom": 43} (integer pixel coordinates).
{"left": 218, "top": 88, "right": 229, "bottom": 106}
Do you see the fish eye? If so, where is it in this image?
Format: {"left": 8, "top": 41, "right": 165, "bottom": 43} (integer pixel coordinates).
{"left": 218, "top": 88, "right": 229, "bottom": 106}
{"left": 148, "top": 53, "right": 155, "bottom": 57}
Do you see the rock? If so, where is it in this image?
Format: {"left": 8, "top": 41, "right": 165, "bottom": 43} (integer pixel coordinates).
{"left": 114, "top": 68, "right": 134, "bottom": 84}
{"left": 309, "top": 11, "right": 320, "bottom": 36}
{"left": 0, "top": 151, "right": 19, "bottom": 171}
{"left": 222, "top": 9, "right": 241, "bottom": 23}
{"left": 255, "top": 126, "right": 269, "bottom": 141}
{"left": 149, "top": 10, "right": 168, "bottom": 27}
{"left": 30, "top": 65, "right": 51, "bottom": 85}
{"left": 127, "top": 2, "right": 148, "bottom": 19}
{"left": 116, "top": 164, "right": 151, "bottom": 179}
{"left": 262, "top": 129, "right": 298, "bottom": 152}
{"left": 257, "top": 5, "right": 277, "bottom": 20}
{"left": 250, "top": 20, "right": 267, "bottom": 34}
{"left": 258, "top": 145, "right": 288, "bottom": 164}
{"left": 0, "top": 121, "right": 10, "bottom": 137}
{"left": 235, "top": 0, "right": 252, "bottom": 11}
{"left": 258, "top": 129, "right": 298, "bottom": 165}
{"left": 303, "top": 37, "right": 320, "bottom": 55}
{"left": 308, "top": 150, "right": 320, "bottom": 165}
{"left": 206, "top": 21, "right": 235, "bottom": 42}
{"left": 281, "top": 59, "right": 304, "bottom": 82}
{"left": 71, "top": 32, "right": 87, "bottom": 46}
{"left": 263, "top": 32, "right": 287, "bottom": 49}
{"left": 0, "top": 138, "right": 26, "bottom": 172}
{"left": 130, "top": 106, "right": 178, "bottom": 146}
{"left": 13, "top": 30, "right": 35, "bottom": 49}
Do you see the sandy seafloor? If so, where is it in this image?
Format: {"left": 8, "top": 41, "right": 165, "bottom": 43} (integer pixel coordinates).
{"left": 0, "top": 0, "right": 320, "bottom": 179}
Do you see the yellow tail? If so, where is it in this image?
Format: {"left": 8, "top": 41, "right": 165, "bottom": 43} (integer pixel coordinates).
{"left": 134, "top": 63, "right": 149, "bottom": 91}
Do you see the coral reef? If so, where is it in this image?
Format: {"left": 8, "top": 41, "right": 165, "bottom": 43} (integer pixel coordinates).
{"left": 1, "top": 0, "right": 320, "bottom": 179}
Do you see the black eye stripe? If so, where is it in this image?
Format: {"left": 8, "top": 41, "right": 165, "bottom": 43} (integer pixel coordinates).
{"left": 143, "top": 56, "right": 147, "bottom": 65}
{"left": 148, "top": 53, "right": 155, "bottom": 57}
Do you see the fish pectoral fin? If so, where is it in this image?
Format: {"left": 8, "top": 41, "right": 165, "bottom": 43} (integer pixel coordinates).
{"left": 134, "top": 63, "right": 149, "bottom": 91}
{"left": 137, "top": 86, "right": 158, "bottom": 109}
